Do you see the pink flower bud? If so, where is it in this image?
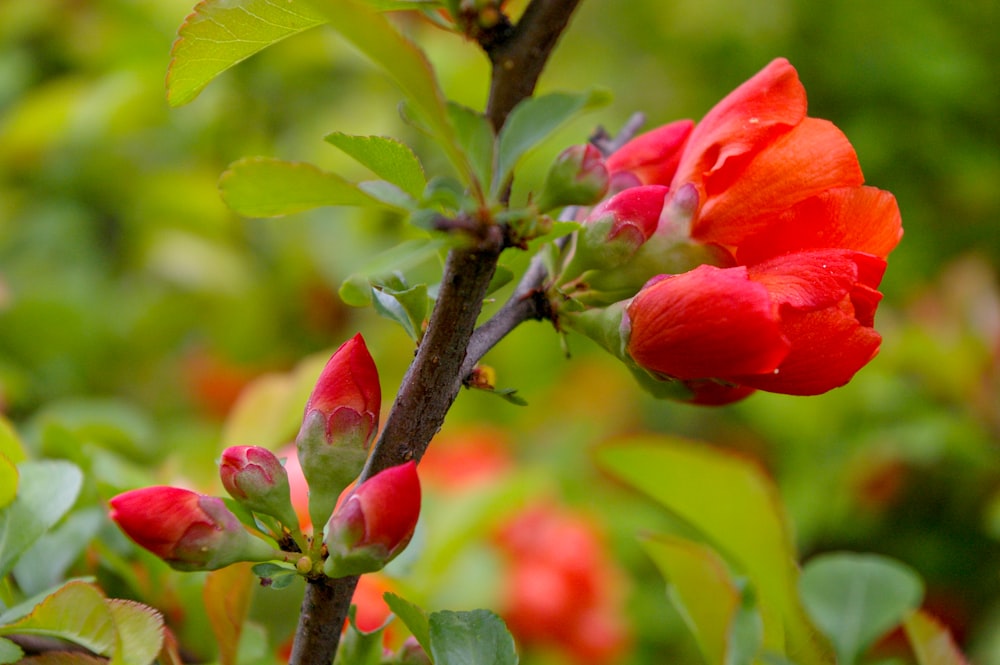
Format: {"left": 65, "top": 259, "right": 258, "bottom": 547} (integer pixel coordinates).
{"left": 109, "top": 486, "right": 277, "bottom": 571}
{"left": 536, "top": 144, "right": 610, "bottom": 212}
{"left": 569, "top": 185, "right": 669, "bottom": 274}
{"left": 297, "top": 334, "right": 381, "bottom": 530}
{"left": 219, "top": 446, "right": 299, "bottom": 528}
{"left": 323, "top": 461, "right": 421, "bottom": 578}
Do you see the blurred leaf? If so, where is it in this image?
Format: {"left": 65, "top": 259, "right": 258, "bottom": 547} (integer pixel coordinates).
{"left": 33, "top": 399, "right": 157, "bottom": 463}
{"left": 800, "top": 552, "right": 923, "bottom": 665}
{"left": 371, "top": 282, "right": 428, "bottom": 342}
{"left": 324, "top": 133, "right": 426, "bottom": 198}
{"left": 106, "top": 599, "right": 166, "bottom": 665}
{"left": 642, "top": 534, "right": 742, "bottom": 665}
{"left": 428, "top": 609, "right": 517, "bottom": 665}
{"left": 339, "top": 237, "right": 449, "bottom": 307}
{"left": 596, "top": 436, "right": 833, "bottom": 665}
{"left": 340, "top": 275, "right": 375, "bottom": 307}
{"left": 13, "top": 654, "right": 107, "bottom": 665}
{"left": 0, "top": 455, "right": 16, "bottom": 511}
{"left": 384, "top": 593, "right": 431, "bottom": 654}
{"left": 166, "top": 0, "right": 328, "bottom": 106}
{"left": 357, "top": 180, "right": 418, "bottom": 211}
{"left": 0, "top": 638, "right": 23, "bottom": 664}
{"left": 485, "top": 265, "right": 514, "bottom": 296}
{"left": 301, "top": 0, "right": 468, "bottom": 183}
{"left": 0, "top": 460, "right": 83, "bottom": 579}
{"left": 204, "top": 562, "right": 255, "bottom": 665}
{"left": 0, "top": 581, "right": 163, "bottom": 665}
{"left": 0, "top": 417, "right": 26, "bottom": 465}
{"left": 339, "top": 608, "right": 386, "bottom": 665}
{"left": 13, "top": 508, "right": 103, "bottom": 596}
{"left": 494, "top": 89, "right": 611, "bottom": 195}
{"left": 448, "top": 103, "right": 495, "bottom": 190}
{"left": 903, "top": 610, "right": 969, "bottom": 665}
{"left": 252, "top": 562, "right": 299, "bottom": 590}
{"left": 219, "top": 158, "right": 377, "bottom": 217}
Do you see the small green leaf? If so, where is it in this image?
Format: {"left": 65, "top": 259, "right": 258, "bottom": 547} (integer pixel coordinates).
{"left": 491, "top": 388, "right": 527, "bottom": 406}
{"left": 339, "top": 607, "right": 388, "bottom": 665}
{"left": 371, "top": 282, "right": 428, "bottom": 342}
{"left": 107, "top": 599, "right": 165, "bottom": 665}
{"left": 494, "top": 89, "right": 611, "bottom": 195}
{"left": 339, "top": 275, "right": 374, "bottom": 307}
{"left": 903, "top": 610, "right": 969, "bottom": 665}
{"left": 0, "top": 582, "right": 113, "bottom": 655}
{"left": 324, "top": 133, "right": 427, "bottom": 198}
{"left": 0, "top": 460, "right": 84, "bottom": 579}
{"left": 428, "top": 609, "right": 517, "bottom": 665}
{"left": 301, "top": 0, "right": 468, "bottom": 181}
{"left": 358, "top": 180, "right": 418, "bottom": 211}
{"left": 0, "top": 638, "right": 23, "bottom": 664}
{"left": 800, "top": 552, "right": 923, "bottom": 665}
{"left": 384, "top": 593, "right": 431, "bottom": 655}
{"left": 219, "top": 158, "right": 377, "bottom": 217}
{"left": 167, "top": 0, "right": 328, "bottom": 107}
{"left": 447, "top": 103, "right": 495, "bottom": 189}
{"left": 0, "top": 455, "right": 16, "bottom": 511}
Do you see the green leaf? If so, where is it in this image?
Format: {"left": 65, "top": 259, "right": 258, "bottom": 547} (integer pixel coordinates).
{"left": 339, "top": 275, "right": 374, "bottom": 307}
{"left": 339, "top": 237, "right": 449, "bottom": 304}
{"left": 428, "top": 609, "right": 517, "bottom": 665}
{"left": 0, "top": 582, "right": 114, "bottom": 657}
{"left": 642, "top": 535, "right": 743, "bottom": 665}
{"left": 167, "top": 0, "right": 328, "bottom": 107}
{"left": 219, "top": 157, "right": 378, "bottom": 217}
{"left": 595, "top": 436, "right": 832, "bottom": 665}
{"left": 485, "top": 265, "right": 514, "bottom": 297}
{"left": 338, "top": 607, "right": 387, "bottom": 665}
{"left": 371, "top": 282, "right": 428, "bottom": 342}
{"left": 0, "top": 455, "right": 16, "bottom": 511}
{"left": 494, "top": 89, "right": 611, "bottom": 195}
{"left": 384, "top": 593, "right": 431, "bottom": 655}
{"left": 0, "top": 417, "right": 26, "bottom": 465}
{"left": 903, "top": 610, "right": 969, "bottom": 665}
{"left": 107, "top": 599, "right": 166, "bottom": 665}
{"left": 325, "top": 133, "right": 427, "bottom": 199}
{"left": 357, "top": 180, "right": 418, "bottom": 211}
{"left": 13, "top": 508, "right": 104, "bottom": 596}
{"left": 301, "top": 0, "right": 468, "bottom": 183}
{"left": 447, "top": 103, "right": 495, "bottom": 189}
{"left": 0, "top": 638, "right": 23, "bottom": 664}
{"left": 800, "top": 552, "right": 923, "bottom": 665}
{"left": 0, "top": 460, "right": 83, "bottom": 579}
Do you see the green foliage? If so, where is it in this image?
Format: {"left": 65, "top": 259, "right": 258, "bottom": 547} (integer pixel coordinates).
{"left": 428, "top": 609, "right": 518, "bottom": 665}
{"left": 325, "top": 133, "right": 428, "bottom": 200}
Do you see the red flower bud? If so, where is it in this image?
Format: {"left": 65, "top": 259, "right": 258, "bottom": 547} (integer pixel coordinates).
{"left": 109, "top": 486, "right": 277, "bottom": 571}
{"left": 536, "top": 144, "right": 610, "bottom": 212}
{"left": 219, "top": 446, "right": 299, "bottom": 528}
{"left": 323, "top": 461, "right": 421, "bottom": 577}
{"left": 297, "top": 334, "right": 381, "bottom": 530}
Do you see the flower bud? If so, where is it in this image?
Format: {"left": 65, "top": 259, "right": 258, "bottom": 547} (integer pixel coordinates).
{"left": 323, "top": 461, "right": 421, "bottom": 578}
{"left": 296, "top": 334, "right": 381, "bottom": 530}
{"left": 219, "top": 446, "right": 299, "bottom": 528}
{"left": 535, "top": 144, "right": 610, "bottom": 213}
{"left": 109, "top": 486, "right": 278, "bottom": 571}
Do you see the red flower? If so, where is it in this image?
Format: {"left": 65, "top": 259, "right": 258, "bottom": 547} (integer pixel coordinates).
{"left": 109, "top": 486, "right": 276, "bottom": 571}
{"left": 301, "top": 333, "right": 381, "bottom": 445}
{"left": 610, "top": 58, "right": 901, "bottom": 401}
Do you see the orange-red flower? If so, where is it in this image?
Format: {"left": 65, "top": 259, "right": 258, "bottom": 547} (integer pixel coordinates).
{"left": 608, "top": 58, "right": 901, "bottom": 402}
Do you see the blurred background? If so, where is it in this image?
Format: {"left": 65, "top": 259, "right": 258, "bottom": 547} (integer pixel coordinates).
{"left": 1, "top": 0, "right": 998, "bottom": 663}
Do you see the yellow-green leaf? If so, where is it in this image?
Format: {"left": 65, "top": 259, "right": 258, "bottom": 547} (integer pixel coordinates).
{"left": 107, "top": 600, "right": 165, "bottom": 665}
{"left": 324, "top": 133, "right": 426, "bottom": 199}
{"left": 0, "top": 455, "right": 16, "bottom": 511}
{"left": 0, "top": 582, "right": 114, "bottom": 656}
{"left": 219, "top": 157, "right": 378, "bottom": 217}
{"left": 167, "top": 0, "right": 328, "bottom": 107}
{"left": 0, "top": 417, "right": 26, "bottom": 465}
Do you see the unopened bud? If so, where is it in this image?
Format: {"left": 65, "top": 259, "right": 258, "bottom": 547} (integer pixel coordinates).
{"left": 535, "top": 144, "right": 610, "bottom": 213}
{"left": 323, "top": 461, "right": 421, "bottom": 578}
{"left": 219, "top": 446, "right": 299, "bottom": 528}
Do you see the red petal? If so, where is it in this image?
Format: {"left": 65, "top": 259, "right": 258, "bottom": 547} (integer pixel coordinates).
{"left": 109, "top": 487, "right": 209, "bottom": 558}
{"left": 748, "top": 250, "right": 864, "bottom": 310}
{"left": 672, "top": 59, "right": 807, "bottom": 196}
{"left": 736, "top": 187, "right": 903, "bottom": 264}
{"left": 735, "top": 299, "right": 882, "bottom": 395}
{"left": 606, "top": 119, "right": 694, "bottom": 186}
{"left": 693, "top": 118, "right": 865, "bottom": 248}
{"left": 626, "top": 265, "right": 790, "bottom": 380}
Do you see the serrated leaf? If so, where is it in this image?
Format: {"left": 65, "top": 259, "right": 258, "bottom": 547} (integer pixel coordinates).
{"left": 325, "top": 133, "right": 426, "bottom": 198}
{"left": 204, "top": 563, "right": 255, "bottom": 665}
{"left": 17, "top": 654, "right": 107, "bottom": 665}
{"left": 167, "top": 0, "right": 328, "bottom": 106}
{"left": 448, "top": 103, "right": 495, "bottom": 189}
{"left": 0, "top": 455, "right": 16, "bottom": 511}
{"left": 301, "top": 0, "right": 469, "bottom": 183}
{"left": 0, "top": 460, "right": 83, "bottom": 579}
{"left": 428, "top": 609, "right": 517, "bottom": 665}
{"left": 384, "top": 593, "right": 431, "bottom": 655}
{"left": 0, "top": 582, "right": 113, "bottom": 656}
{"left": 903, "top": 610, "right": 969, "bottom": 665}
{"left": 107, "top": 599, "right": 165, "bottom": 665}
{"left": 0, "top": 638, "right": 23, "bottom": 664}
{"left": 494, "top": 89, "right": 611, "bottom": 195}
{"left": 642, "top": 535, "right": 742, "bottom": 665}
{"left": 0, "top": 417, "right": 26, "bottom": 465}
{"left": 219, "top": 158, "right": 377, "bottom": 217}
{"left": 595, "top": 436, "right": 832, "bottom": 665}
{"left": 800, "top": 552, "right": 923, "bottom": 665}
